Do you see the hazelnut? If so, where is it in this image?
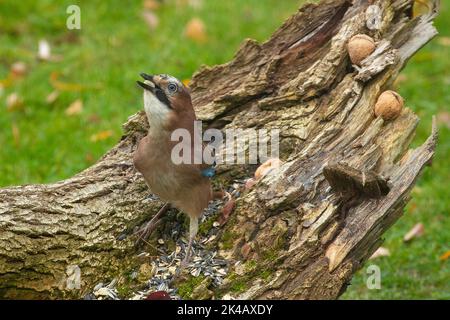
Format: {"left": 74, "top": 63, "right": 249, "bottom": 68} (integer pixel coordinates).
{"left": 347, "top": 34, "right": 376, "bottom": 65}
{"left": 374, "top": 90, "right": 404, "bottom": 120}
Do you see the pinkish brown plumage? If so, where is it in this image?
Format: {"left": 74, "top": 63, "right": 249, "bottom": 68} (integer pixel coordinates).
{"left": 134, "top": 73, "right": 213, "bottom": 275}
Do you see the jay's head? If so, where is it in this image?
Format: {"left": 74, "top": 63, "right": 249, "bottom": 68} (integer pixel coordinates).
{"left": 137, "top": 73, "right": 194, "bottom": 130}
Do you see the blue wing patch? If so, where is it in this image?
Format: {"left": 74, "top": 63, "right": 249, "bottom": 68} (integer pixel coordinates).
{"left": 201, "top": 166, "right": 216, "bottom": 178}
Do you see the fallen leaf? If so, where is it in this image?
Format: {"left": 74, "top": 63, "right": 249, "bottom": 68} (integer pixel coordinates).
{"left": 85, "top": 153, "right": 95, "bottom": 163}
{"left": 38, "top": 39, "right": 52, "bottom": 61}
{"left": 46, "top": 90, "right": 60, "bottom": 104}
{"left": 0, "top": 74, "right": 15, "bottom": 88}
{"left": 182, "top": 78, "right": 191, "bottom": 87}
{"left": 65, "top": 99, "right": 83, "bottom": 116}
{"left": 437, "top": 36, "right": 450, "bottom": 47}
{"left": 50, "top": 72, "right": 90, "bottom": 92}
{"left": 184, "top": 18, "right": 207, "bottom": 43}
{"left": 188, "top": 0, "right": 203, "bottom": 9}
{"left": 143, "top": 0, "right": 160, "bottom": 10}
{"left": 439, "top": 250, "right": 450, "bottom": 261}
{"left": 403, "top": 222, "right": 424, "bottom": 242}
{"left": 90, "top": 130, "right": 113, "bottom": 142}
{"left": 142, "top": 10, "right": 159, "bottom": 30}
{"left": 145, "top": 291, "right": 171, "bottom": 300}
{"left": 369, "top": 247, "right": 390, "bottom": 260}
{"left": 6, "top": 93, "right": 24, "bottom": 112}
{"left": 254, "top": 158, "right": 282, "bottom": 180}
{"left": 11, "top": 61, "right": 27, "bottom": 77}
{"left": 408, "top": 202, "right": 417, "bottom": 213}
{"left": 436, "top": 111, "right": 450, "bottom": 129}
{"left": 88, "top": 113, "right": 101, "bottom": 123}
{"left": 11, "top": 123, "right": 20, "bottom": 147}
{"left": 55, "top": 32, "right": 80, "bottom": 45}
{"left": 218, "top": 197, "right": 235, "bottom": 226}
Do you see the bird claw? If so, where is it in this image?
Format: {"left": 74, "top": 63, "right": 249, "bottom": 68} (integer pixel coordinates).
{"left": 134, "top": 203, "right": 170, "bottom": 246}
{"left": 134, "top": 219, "right": 162, "bottom": 246}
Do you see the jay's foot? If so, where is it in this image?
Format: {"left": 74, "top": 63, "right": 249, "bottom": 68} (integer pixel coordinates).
{"left": 134, "top": 203, "right": 170, "bottom": 246}
{"left": 170, "top": 245, "right": 192, "bottom": 284}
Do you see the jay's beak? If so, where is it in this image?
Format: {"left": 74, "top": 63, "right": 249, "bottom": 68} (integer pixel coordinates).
{"left": 137, "top": 73, "right": 156, "bottom": 92}
{"left": 137, "top": 72, "right": 173, "bottom": 109}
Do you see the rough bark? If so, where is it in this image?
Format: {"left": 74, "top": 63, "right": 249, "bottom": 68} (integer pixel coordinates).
{"left": 0, "top": 0, "right": 439, "bottom": 299}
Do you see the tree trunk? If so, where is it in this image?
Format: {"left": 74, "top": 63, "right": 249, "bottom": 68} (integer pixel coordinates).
{"left": 0, "top": 0, "right": 439, "bottom": 299}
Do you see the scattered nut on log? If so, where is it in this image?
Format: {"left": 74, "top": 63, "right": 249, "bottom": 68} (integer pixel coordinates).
{"left": 347, "top": 34, "right": 376, "bottom": 65}
{"left": 374, "top": 90, "right": 404, "bottom": 120}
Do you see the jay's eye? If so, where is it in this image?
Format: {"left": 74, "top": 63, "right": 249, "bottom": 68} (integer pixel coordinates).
{"left": 167, "top": 82, "right": 178, "bottom": 94}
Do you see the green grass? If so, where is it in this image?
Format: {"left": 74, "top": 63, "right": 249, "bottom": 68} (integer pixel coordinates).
{"left": 0, "top": 0, "right": 448, "bottom": 299}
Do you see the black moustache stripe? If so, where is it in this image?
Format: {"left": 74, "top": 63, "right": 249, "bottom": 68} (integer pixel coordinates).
{"left": 155, "top": 88, "right": 172, "bottom": 109}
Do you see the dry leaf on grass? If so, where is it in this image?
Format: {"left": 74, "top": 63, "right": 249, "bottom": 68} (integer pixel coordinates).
{"left": 46, "top": 91, "right": 60, "bottom": 104}
{"left": 184, "top": 18, "right": 207, "bottom": 43}
{"left": 6, "top": 93, "right": 24, "bottom": 112}
{"left": 403, "top": 222, "right": 424, "bottom": 242}
{"left": 0, "top": 62, "right": 28, "bottom": 92}
{"left": 90, "top": 130, "right": 113, "bottom": 142}
{"left": 142, "top": 10, "right": 159, "bottom": 30}
{"left": 50, "top": 72, "right": 85, "bottom": 92}
{"left": 0, "top": 74, "right": 15, "bottom": 88}
{"left": 369, "top": 247, "right": 390, "bottom": 260}
{"left": 85, "top": 153, "right": 95, "bottom": 163}
{"left": 439, "top": 250, "right": 450, "bottom": 261}
{"left": 182, "top": 78, "right": 191, "bottom": 87}
{"left": 50, "top": 72, "right": 98, "bottom": 92}
{"left": 188, "top": 0, "right": 203, "bottom": 9}
{"left": 11, "top": 62, "right": 27, "bottom": 77}
{"left": 65, "top": 99, "right": 83, "bottom": 116}
{"left": 143, "top": 0, "right": 160, "bottom": 10}
{"left": 88, "top": 114, "right": 101, "bottom": 123}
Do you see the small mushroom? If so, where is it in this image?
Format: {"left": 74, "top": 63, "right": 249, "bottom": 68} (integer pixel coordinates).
{"left": 374, "top": 90, "right": 404, "bottom": 120}
{"left": 347, "top": 34, "right": 376, "bottom": 66}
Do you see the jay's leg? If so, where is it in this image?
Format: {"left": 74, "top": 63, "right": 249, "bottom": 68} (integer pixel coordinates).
{"left": 183, "top": 216, "right": 198, "bottom": 267}
{"left": 172, "top": 216, "right": 198, "bottom": 281}
{"left": 134, "top": 202, "right": 170, "bottom": 245}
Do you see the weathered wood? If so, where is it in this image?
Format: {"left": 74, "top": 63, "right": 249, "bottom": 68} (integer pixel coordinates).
{"left": 0, "top": 0, "right": 439, "bottom": 299}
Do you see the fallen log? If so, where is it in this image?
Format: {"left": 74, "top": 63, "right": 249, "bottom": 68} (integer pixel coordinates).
{"left": 0, "top": 0, "right": 439, "bottom": 299}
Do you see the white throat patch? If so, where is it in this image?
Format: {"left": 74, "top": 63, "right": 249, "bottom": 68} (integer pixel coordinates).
{"left": 143, "top": 89, "right": 170, "bottom": 130}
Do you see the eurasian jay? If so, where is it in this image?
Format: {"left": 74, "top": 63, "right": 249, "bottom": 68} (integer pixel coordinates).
{"left": 134, "top": 73, "right": 215, "bottom": 273}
